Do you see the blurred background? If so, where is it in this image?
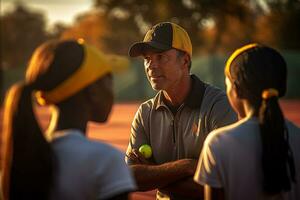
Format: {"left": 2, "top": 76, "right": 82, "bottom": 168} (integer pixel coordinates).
{"left": 1, "top": 1, "right": 299, "bottom": 199}
{"left": 1, "top": 0, "right": 300, "bottom": 102}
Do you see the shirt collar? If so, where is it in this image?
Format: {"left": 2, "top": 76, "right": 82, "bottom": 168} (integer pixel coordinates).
{"left": 155, "top": 74, "right": 206, "bottom": 110}
{"left": 50, "top": 129, "right": 84, "bottom": 141}
{"left": 185, "top": 74, "right": 207, "bottom": 109}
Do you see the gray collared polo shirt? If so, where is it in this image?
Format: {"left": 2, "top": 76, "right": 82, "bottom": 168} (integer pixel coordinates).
{"left": 125, "top": 75, "right": 237, "bottom": 200}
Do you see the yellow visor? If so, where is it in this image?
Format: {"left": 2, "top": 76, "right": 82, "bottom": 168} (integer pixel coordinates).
{"left": 36, "top": 40, "right": 129, "bottom": 105}
{"left": 225, "top": 43, "right": 258, "bottom": 80}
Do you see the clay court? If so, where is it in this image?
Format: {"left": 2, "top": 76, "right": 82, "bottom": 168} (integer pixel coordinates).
{"left": 1, "top": 101, "right": 299, "bottom": 199}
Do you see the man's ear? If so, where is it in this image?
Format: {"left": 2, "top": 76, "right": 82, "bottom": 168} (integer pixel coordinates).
{"left": 181, "top": 53, "right": 190, "bottom": 69}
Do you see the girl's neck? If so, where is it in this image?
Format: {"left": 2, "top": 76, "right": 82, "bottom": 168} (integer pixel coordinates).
{"left": 46, "top": 106, "right": 88, "bottom": 140}
{"left": 239, "top": 99, "right": 259, "bottom": 120}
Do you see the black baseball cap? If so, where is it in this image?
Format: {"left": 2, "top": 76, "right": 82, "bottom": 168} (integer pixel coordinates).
{"left": 129, "top": 22, "right": 192, "bottom": 57}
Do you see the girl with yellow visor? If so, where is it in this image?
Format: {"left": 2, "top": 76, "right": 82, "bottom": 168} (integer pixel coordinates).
{"left": 1, "top": 39, "right": 136, "bottom": 200}
{"left": 194, "top": 44, "right": 300, "bottom": 200}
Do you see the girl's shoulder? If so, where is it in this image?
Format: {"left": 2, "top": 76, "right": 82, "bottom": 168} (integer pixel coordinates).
{"left": 205, "top": 117, "right": 258, "bottom": 147}
{"left": 285, "top": 120, "right": 300, "bottom": 134}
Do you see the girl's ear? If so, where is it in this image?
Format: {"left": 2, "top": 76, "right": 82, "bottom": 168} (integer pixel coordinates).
{"left": 234, "top": 81, "right": 246, "bottom": 98}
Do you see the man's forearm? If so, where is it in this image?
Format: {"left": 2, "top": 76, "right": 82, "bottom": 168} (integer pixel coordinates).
{"left": 160, "top": 177, "right": 204, "bottom": 199}
{"left": 130, "top": 159, "right": 196, "bottom": 191}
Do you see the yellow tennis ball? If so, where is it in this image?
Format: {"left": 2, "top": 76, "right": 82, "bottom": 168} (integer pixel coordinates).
{"left": 139, "top": 144, "right": 152, "bottom": 159}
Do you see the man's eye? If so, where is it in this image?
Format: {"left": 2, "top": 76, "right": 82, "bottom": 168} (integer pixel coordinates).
{"left": 158, "top": 54, "right": 168, "bottom": 62}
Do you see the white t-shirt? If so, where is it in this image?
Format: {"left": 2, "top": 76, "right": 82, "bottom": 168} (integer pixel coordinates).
{"left": 194, "top": 117, "right": 300, "bottom": 200}
{"left": 50, "top": 129, "right": 136, "bottom": 200}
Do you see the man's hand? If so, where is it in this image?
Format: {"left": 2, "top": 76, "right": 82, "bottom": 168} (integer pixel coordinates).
{"left": 126, "top": 149, "right": 154, "bottom": 165}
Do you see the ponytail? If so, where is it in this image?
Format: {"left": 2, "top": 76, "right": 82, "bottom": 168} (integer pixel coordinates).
{"left": 259, "top": 88, "right": 296, "bottom": 195}
{"left": 1, "top": 83, "right": 54, "bottom": 200}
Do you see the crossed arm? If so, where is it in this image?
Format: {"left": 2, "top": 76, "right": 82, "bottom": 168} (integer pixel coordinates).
{"left": 127, "top": 149, "right": 203, "bottom": 198}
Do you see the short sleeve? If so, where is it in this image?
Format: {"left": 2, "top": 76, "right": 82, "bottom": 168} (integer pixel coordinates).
{"left": 125, "top": 104, "right": 150, "bottom": 165}
{"left": 209, "top": 95, "right": 237, "bottom": 130}
{"left": 194, "top": 134, "right": 223, "bottom": 188}
{"left": 97, "top": 149, "right": 136, "bottom": 199}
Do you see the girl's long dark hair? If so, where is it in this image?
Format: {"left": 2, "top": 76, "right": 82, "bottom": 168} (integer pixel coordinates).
{"left": 229, "top": 45, "right": 296, "bottom": 195}
{"left": 1, "top": 40, "right": 84, "bottom": 200}
{"left": 4, "top": 84, "right": 54, "bottom": 199}
{"left": 259, "top": 93, "right": 296, "bottom": 194}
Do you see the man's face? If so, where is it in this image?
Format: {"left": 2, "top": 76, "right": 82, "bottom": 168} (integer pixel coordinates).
{"left": 143, "top": 49, "right": 186, "bottom": 91}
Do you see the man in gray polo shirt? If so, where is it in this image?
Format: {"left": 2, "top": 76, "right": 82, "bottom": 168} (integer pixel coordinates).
{"left": 125, "top": 22, "right": 237, "bottom": 200}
